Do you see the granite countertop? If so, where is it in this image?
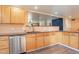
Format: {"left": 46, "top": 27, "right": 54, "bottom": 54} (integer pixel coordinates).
{"left": 0, "top": 24, "right": 79, "bottom": 36}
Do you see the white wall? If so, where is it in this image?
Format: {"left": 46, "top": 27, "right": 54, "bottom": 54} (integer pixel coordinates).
{"left": 63, "top": 18, "right": 71, "bottom": 31}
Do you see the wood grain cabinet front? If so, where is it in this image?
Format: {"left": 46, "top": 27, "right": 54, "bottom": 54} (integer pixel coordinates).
{"left": 0, "top": 36, "right": 9, "bottom": 54}
{"left": 46, "top": 32, "right": 54, "bottom": 45}
{"left": 50, "top": 32, "right": 59, "bottom": 44}
{"left": 1, "top": 6, "right": 10, "bottom": 23}
{"left": 62, "top": 32, "right": 70, "bottom": 46}
{"left": 69, "top": 33, "right": 79, "bottom": 49}
{"left": 11, "top": 7, "right": 26, "bottom": 24}
{"left": 36, "top": 33, "right": 44, "bottom": 49}
{"left": 26, "top": 34, "right": 36, "bottom": 52}
{"left": 0, "top": 6, "right": 2, "bottom": 23}
{"left": 43, "top": 33, "right": 50, "bottom": 46}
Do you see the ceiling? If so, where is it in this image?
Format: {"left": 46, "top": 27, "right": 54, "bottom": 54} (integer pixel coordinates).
{"left": 13, "top": 5, "right": 79, "bottom": 19}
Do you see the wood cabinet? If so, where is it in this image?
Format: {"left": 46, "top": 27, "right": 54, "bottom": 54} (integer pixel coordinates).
{"left": 43, "top": 32, "right": 50, "bottom": 46}
{"left": 26, "top": 34, "right": 36, "bottom": 52}
{"left": 11, "top": 7, "right": 26, "bottom": 24}
{"left": 49, "top": 32, "right": 58, "bottom": 45}
{"left": 62, "top": 32, "right": 70, "bottom": 46}
{"left": 57, "top": 32, "right": 63, "bottom": 43}
{"left": 0, "top": 36, "right": 9, "bottom": 54}
{"left": 36, "top": 33, "right": 44, "bottom": 49}
{"left": 0, "top": 6, "right": 1, "bottom": 23}
{"left": 69, "top": 33, "right": 79, "bottom": 49}
{"left": 1, "top": 6, "right": 10, "bottom": 23}
{"left": 47, "top": 32, "right": 54, "bottom": 45}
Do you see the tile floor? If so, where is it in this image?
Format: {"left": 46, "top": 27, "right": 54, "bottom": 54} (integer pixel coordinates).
{"left": 28, "top": 44, "right": 79, "bottom": 54}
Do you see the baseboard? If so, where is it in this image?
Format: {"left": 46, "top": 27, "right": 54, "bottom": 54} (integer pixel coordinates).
{"left": 27, "top": 43, "right": 59, "bottom": 53}
{"left": 58, "top": 43, "right": 79, "bottom": 52}
{"left": 27, "top": 42, "right": 79, "bottom": 53}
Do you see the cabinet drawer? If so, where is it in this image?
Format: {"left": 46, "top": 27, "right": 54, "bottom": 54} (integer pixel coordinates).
{"left": 0, "top": 37, "right": 8, "bottom": 41}
{"left": 0, "top": 49, "right": 9, "bottom": 54}
{"left": 26, "top": 34, "right": 36, "bottom": 38}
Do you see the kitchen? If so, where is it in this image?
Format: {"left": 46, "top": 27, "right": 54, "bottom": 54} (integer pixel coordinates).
{"left": 0, "top": 5, "right": 79, "bottom": 54}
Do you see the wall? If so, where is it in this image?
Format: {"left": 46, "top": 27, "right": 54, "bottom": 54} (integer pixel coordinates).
{"left": 63, "top": 18, "right": 72, "bottom": 31}
{"left": 64, "top": 18, "right": 79, "bottom": 31}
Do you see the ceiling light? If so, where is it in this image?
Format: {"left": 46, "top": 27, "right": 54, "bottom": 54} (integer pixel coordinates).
{"left": 34, "top": 6, "right": 38, "bottom": 10}
{"left": 54, "top": 12, "right": 58, "bottom": 15}
{"left": 12, "top": 7, "right": 21, "bottom": 12}
{"left": 69, "top": 16, "right": 72, "bottom": 19}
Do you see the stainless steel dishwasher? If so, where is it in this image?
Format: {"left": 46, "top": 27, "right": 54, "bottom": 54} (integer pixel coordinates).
{"left": 9, "top": 35, "right": 26, "bottom": 54}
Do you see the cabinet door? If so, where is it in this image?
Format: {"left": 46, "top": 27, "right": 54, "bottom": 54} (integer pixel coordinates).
{"left": 26, "top": 34, "right": 36, "bottom": 52}
{"left": 0, "top": 6, "right": 2, "bottom": 23}
{"left": 43, "top": 33, "right": 50, "bottom": 46}
{"left": 36, "top": 33, "right": 44, "bottom": 49}
{"left": 2, "top": 6, "right": 10, "bottom": 23}
{"left": 0, "top": 36, "right": 9, "bottom": 54}
{"left": 11, "top": 7, "right": 26, "bottom": 24}
{"left": 62, "top": 32, "right": 70, "bottom": 46}
{"left": 50, "top": 32, "right": 59, "bottom": 45}
{"left": 47, "top": 32, "right": 54, "bottom": 45}
{"left": 69, "top": 33, "right": 78, "bottom": 49}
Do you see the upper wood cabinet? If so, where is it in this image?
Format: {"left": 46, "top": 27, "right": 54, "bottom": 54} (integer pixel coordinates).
{"left": 11, "top": 7, "right": 26, "bottom": 24}
{"left": 0, "top": 6, "right": 2, "bottom": 23}
{"left": 1, "top": 6, "right": 10, "bottom": 23}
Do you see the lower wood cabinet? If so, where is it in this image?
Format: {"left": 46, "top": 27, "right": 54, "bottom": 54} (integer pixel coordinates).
{"left": 47, "top": 32, "right": 54, "bottom": 45}
{"left": 56, "top": 32, "right": 63, "bottom": 43}
{"left": 0, "top": 36, "right": 9, "bottom": 54}
{"left": 36, "top": 33, "right": 44, "bottom": 49}
{"left": 69, "top": 33, "right": 79, "bottom": 49}
{"left": 62, "top": 32, "right": 70, "bottom": 46}
{"left": 25, "top": 32, "right": 79, "bottom": 52}
{"left": 0, "top": 49, "right": 9, "bottom": 54}
{"left": 43, "top": 33, "right": 50, "bottom": 46}
{"left": 26, "top": 34, "right": 36, "bottom": 52}
{"left": 50, "top": 32, "right": 59, "bottom": 44}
